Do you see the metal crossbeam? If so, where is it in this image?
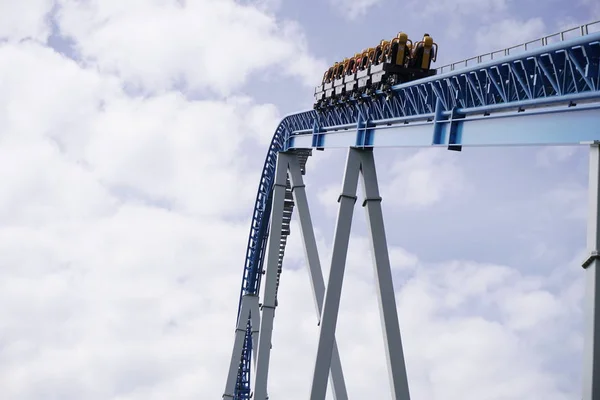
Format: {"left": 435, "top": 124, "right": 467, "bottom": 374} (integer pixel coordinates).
{"left": 289, "top": 103, "right": 600, "bottom": 149}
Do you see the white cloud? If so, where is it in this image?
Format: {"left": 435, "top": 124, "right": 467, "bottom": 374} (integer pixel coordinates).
{"left": 405, "top": 1, "right": 550, "bottom": 62}
{"left": 579, "top": 0, "right": 600, "bottom": 22}
{"left": 474, "top": 17, "right": 547, "bottom": 54}
{"left": 0, "top": 40, "right": 278, "bottom": 219}
{"left": 0, "top": 0, "right": 55, "bottom": 42}
{"left": 0, "top": 1, "right": 327, "bottom": 396}
{"left": 0, "top": 136, "right": 117, "bottom": 227}
{"left": 396, "top": 258, "right": 581, "bottom": 400}
{"left": 272, "top": 227, "right": 582, "bottom": 399}
{"left": 412, "top": 0, "right": 507, "bottom": 17}
{"left": 234, "top": 97, "right": 281, "bottom": 145}
{"left": 82, "top": 93, "right": 266, "bottom": 217}
{"left": 316, "top": 183, "right": 340, "bottom": 216}
{"left": 0, "top": 204, "right": 249, "bottom": 399}
{"left": 536, "top": 146, "right": 578, "bottom": 167}
{"left": 55, "top": 0, "right": 327, "bottom": 96}
{"left": 328, "top": 0, "right": 382, "bottom": 20}
{"left": 242, "top": 0, "right": 283, "bottom": 13}
{"left": 555, "top": 14, "right": 600, "bottom": 35}
{"left": 382, "top": 149, "right": 468, "bottom": 208}
{"left": 542, "top": 183, "right": 587, "bottom": 221}
{"left": 313, "top": 148, "right": 467, "bottom": 214}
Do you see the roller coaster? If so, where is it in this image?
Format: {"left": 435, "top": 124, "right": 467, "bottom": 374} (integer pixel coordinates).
{"left": 314, "top": 32, "right": 438, "bottom": 109}
{"left": 223, "top": 20, "right": 600, "bottom": 400}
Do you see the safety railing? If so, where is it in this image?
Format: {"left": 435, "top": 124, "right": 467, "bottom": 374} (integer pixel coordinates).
{"left": 437, "top": 19, "right": 600, "bottom": 74}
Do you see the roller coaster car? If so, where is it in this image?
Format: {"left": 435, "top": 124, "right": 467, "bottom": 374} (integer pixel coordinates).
{"left": 314, "top": 33, "right": 438, "bottom": 109}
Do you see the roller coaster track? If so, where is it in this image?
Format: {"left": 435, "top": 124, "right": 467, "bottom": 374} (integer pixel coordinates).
{"left": 226, "top": 22, "right": 600, "bottom": 399}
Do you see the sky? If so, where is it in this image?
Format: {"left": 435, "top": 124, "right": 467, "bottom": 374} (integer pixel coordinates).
{"left": 0, "top": 0, "right": 599, "bottom": 399}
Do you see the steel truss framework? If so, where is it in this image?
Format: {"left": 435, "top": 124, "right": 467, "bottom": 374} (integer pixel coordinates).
{"left": 312, "top": 31, "right": 600, "bottom": 126}
{"left": 224, "top": 22, "right": 600, "bottom": 400}
{"left": 288, "top": 30, "right": 600, "bottom": 150}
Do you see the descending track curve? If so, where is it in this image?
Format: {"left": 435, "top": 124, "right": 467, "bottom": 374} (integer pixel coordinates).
{"left": 233, "top": 109, "right": 315, "bottom": 397}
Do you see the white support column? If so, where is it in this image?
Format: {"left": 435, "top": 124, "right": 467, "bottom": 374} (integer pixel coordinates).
{"left": 310, "top": 148, "right": 361, "bottom": 400}
{"left": 249, "top": 295, "right": 261, "bottom": 372}
{"left": 286, "top": 153, "right": 349, "bottom": 400}
{"left": 253, "top": 153, "right": 289, "bottom": 400}
{"left": 582, "top": 143, "right": 600, "bottom": 400}
{"left": 358, "top": 149, "right": 411, "bottom": 400}
{"left": 223, "top": 295, "right": 255, "bottom": 399}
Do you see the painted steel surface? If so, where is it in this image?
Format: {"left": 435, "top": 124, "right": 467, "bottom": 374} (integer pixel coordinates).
{"left": 230, "top": 27, "right": 600, "bottom": 399}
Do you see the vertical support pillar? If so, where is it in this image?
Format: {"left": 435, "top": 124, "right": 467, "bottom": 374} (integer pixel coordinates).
{"left": 359, "top": 149, "right": 411, "bottom": 400}
{"left": 310, "top": 149, "right": 361, "bottom": 400}
{"left": 253, "top": 153, "right": 289, "bottom": 400}
{"left": 223, "top": 295, "right": 254, "bottom": 399}
{"left": 286, "top": 153, "right": 349, "bottom": 400}
{"left": 582, "top": 143, "right": 600, "bottom": 400}
{"left": 250, "top": 296, "right": 261, "bottom": 372}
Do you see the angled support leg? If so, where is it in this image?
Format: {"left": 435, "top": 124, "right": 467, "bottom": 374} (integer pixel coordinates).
{"left": 358, "top": 149, "right": 411, "bottom": 400}
{"left": 253, "top": 152, "right": 289, "bottom": 400}
{"left": 223, "top": 295, "right": 255, "bottom": 399}
{"left": 250, "top": 296, "right": 261, "bottom": 371}
{"left": 286, "top": 153, "right": 349, "bottom": 400}
{"left": 310, "top": 148, "right": 361, "bottom": 400}
{"left": 582, "top": 143, "right": 600, "bottom": 400}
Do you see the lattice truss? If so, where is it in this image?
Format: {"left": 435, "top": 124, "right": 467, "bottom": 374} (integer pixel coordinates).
{"left": 316, "top": 38, "right": 600, "bottom": 127}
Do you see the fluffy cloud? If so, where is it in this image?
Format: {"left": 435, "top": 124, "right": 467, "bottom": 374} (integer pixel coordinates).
{"left": 411, "top": 0, "right": 508, "bottom": 18}
{"left": 578, "top": 0, "right": 600, "bottom": 22}
{"left": 474, "top": 17, "right": 547, "bottom": 54}
{"left": 0, "top": 203, "right": 249, "bottom": 399}
{"left": 0, "top": 0, "right": 55, "bottom": 42}
{"left": 55, "top": 0, "right": 327, "bottom": 96}
{"left": 328, "top": 0, "right": 382, "bottom": 20}
{"left": 313, "top": 148, "right": 467, "bottom": 213}
{"left": 266, "top": 222, "right": 582, "bottom": 399}
{"left": 536, "top": 146, "right": 579, "bottom": 167}
{"left": 0, "top": 2, "right": 317, "bottom": 397}
{"left": 381, "top": 148, "right": 468, "bottom": 208}
{"left": 541, "top": 184, "right": 588, "bottom": 221}
{"left": 0, "top": 40, "right": 282, "bottom": 219}
{"left": 404, "top": 0, "right": 552, "bottom": 63}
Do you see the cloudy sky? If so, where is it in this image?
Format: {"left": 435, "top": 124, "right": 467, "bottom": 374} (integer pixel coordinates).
{"left": 1, "top": 0, "right": 599, "bottom": 399}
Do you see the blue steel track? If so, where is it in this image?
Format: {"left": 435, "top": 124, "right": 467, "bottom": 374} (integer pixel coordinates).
{"left": 232, "top": 29, "right": 600, "bottom": 399}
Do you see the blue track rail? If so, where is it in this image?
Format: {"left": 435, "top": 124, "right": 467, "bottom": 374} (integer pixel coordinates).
{"left": 289, "top": 31, "right": 600, "bottom": 150}
{"left": 233, "top": 110, "right": 314, "bottom": 398}
{"left": 231, "top": 28, "right": 600, "bottom": 399}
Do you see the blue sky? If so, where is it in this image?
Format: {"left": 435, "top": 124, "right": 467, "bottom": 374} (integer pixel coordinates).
{"left": 0, "top": 0, "right": 599, "bottom": 399}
